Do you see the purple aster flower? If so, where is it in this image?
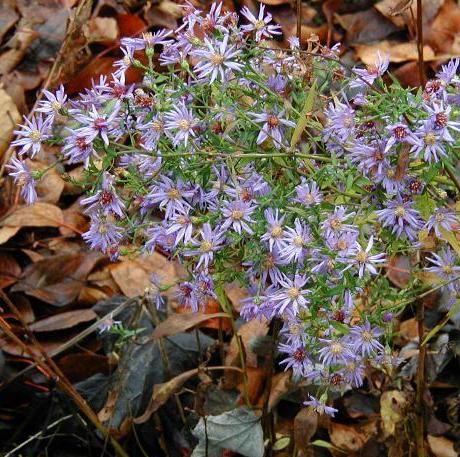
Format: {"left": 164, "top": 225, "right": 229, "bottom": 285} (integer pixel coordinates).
{"left": 240, "top": 293, "right": 267, "bottom": 321}
{"left": 164, "top": 101, "right": 197, "bottom": 147}
{"left": 350, "top": 52, "right": 389, "bottom": 89}
{"left": 73, "top": 105, "right": 120, "bottom": 147}
{"left": 280, "top": 218, "right": 312, "bottom": 265}
{"left": 185, "top": 223, "right": 226, "bottom": 269}
{"left": 240, "top": 5, "right": 282, "bottom": 42}
{"left": 425, "top": 207, "right": 459, "bottom": 238}
{"left": 98, "top": 314, "right": 122, "bottom": 334}
{"left": 121, "top": 29, "right": 172, "bottom": 52}
{"left": 143, "top": 175, "right": 194, "bottom": 220}
{"left": 375, "top": 162, "right": 406, "bottom": 195}
{"left": 375, "top": 196, "right": 423, "bottom": 241}
{"left": 220, "top": 199, "right": 256, "bottom": 235}
{"left": 249, "top": 110, "right": 295, "bottom": 149}
{"left": 348, "top": 321, "right": 384, "bottom": 357}
{"left": 138, "top": 114, "right": 165, "bottom": 151}
{"left": 271, "top": 274, "right": 310, "bottom": 317}
{"left": 36, "top": 84, "right": 67, "bottom": 122}
{"left": 192, "top": 35, "right": 243, "bottom": 83}
{"left": 412, "top": 120, "right": 453, "bottom": 163}
{"left": 384, "top": 121, "right": 418, "bottom": 153}
{"left": 81, "top": 173, "right": 125, "bottom": 217}
{"left": 176, "top": 281, "right": 200, "bottom": 312}
{"left": 12, "top": 114, "right": 51, "bottom": 158}
{"left": 166, "top": 208, "right": 194, "bottom": 246}
{"left": 82, "top": 215, "right": 123, "bottom": 253}
{"left": 292, "top": 178, "right": 322, "bottom": 207}
{"left": 113, "top": 46, "right": 134, "bottom": 77}
{"left": 267, "top": 74, "right": 288, "bottom": 94}
{"left": 6, "top": 157, "right": 37, "bottom": 205}
{"left": 62, "top": 133, "right": 95, "bottom": 166}
{"left": 327, "top": 231, "right": 358, "bottom": 256}
{"left": 279, "top": 316, "right": 306, "bottom": 345}
{"left": 339, "top": 357, "right": 366, "bottom": 387}
{"left": 424, "top": 102, "right": 460, "bottom": 134}
{"left": 321, "top": 206, "right": 358, "bottom": 241}
{"left": 193, "top": 271, "right": 217, "bottom": 303}
{"left": 318, "top": 337, "right": 354, "bottom": 366}
{"left": 341, "top": 236, "right": 386, "bottom": 278}
{"left": 349, "top": 140, "right": 388, "bottom": 176}
{"left": 303, "top": 395, "right": 338, "bottom": 417}
{"left": 260, "top": 208, "right": 286, "bottom": 252}
{"left": 279, "top": 341, "right": 312, "bottom": 377}
{"left": 149, "top": 273, "right": 166, "bottom": 310}
{"left": 323, "top": 97, "right": 355, "bottom": 143}
{"left": 436, "top": 58, "right": 459, "bottom": 84}
{"left": 95, "top": 72, "right": 134, "bottom": 102}
{"left": 244, "top": 249, "right": 285, "bottom": 286}
{"left": 425, "top": 248, "right": 460, "bottom": 283}
{"left": 145, "top": 223, "right": 176, "bottom": 254}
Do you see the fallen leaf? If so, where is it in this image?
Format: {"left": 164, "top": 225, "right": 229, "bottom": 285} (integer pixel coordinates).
{"left": 0, "top": 3, "right": 19, "bottom": 42}
{"left": 267, "top": 371, "right": 292, "bottom": 412}
{"left": 0, "top": 226, "right": 20, "bottom": 245}
{"left": 31, "top": 163, "right": 65, "bottom": 204}
{"left": 427, "top": 435, "right": 457, "bottom": 457}
{"left": 399, "top": 318, "right": 419, "bottom": 342}
{"left": 426, "top": 0, "right": 460, "bottom": 54}
{"left": 335, "top": 8, "right": 401, "bottom": 44}
{"left": 0, "top": 253, "right": 21, "bottom": 288}
{"left": 152, "top": 312, "right": 229, "bottom": 339}
{"left": 0, "top": 202, "right": 64, "bottom": 228}
{"left": 83, "top": 17, "right": 119, "bottom": 45}
{"left": 294, "top": 407, "right": 318, "bottom": 451}
{"left": 134, "top": 368, "right": 200, "bottom": 424}
{"left": 60, "top": 209, "right": 88, "bottom": 237}
{"left": 329, "top": 420, "right": 378, "bottom": 452}
{"left": 0, "top": 86, "right": 21, "bottom": 160}
{"left": 224, "top": 282, "right": 249, "bottom": 312}
{"left": 58, "top": 353, "right": 112, "bottom": 383}
{"left": 386, "top": 256, "right": 412, "bottom": 288}
{"left": 380, "top": 390, "right": 409, "bottom": 437}
{"left": 29, "top": 309, "right": 97, "bottom": 332}
{"left": 116, "top": 13, "right": 147, "bottom": 37}
{"left": 12, "top": 293, "right": 35, "bottom": 324}
{"left": 354, "top": 41, "right": 435, "bottom": 65}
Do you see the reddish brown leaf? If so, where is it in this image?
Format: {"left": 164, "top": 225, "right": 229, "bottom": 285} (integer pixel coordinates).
{"left": 152, "top": 312, "right": 229, "bottom": 339}
{"left": 116, "top": 13, "right": 147, "bottom": 38}
{"left": 58, "top": 353, "right": 112, "bottom": 382}
{"left": 329, "top": 420, "right": 378, "bottom": 452}
{"left": 29, "top": 309, "right": 97, "bottom": 332}
{"left": 12, "top": 294, "right": 35, "bottom": 324}
{"left": 59, "top": 209, "right": 89, "bottom": 238}
{"left": 84, "top": 17, "right": 119, "bottom": 45}
{"left": 426, "top": 0, "right": 460, "bottom": 54}
{"left": 386, "top": 255, "right": 412, "bottom": 288}
{"left": 0, "top": 253, "right": 21, "bottom": 288}
{"left": 0, "top": 202, "right": 64, "bottom": 229}
{"left": 294, "top": 407, "right": 318, "bottom": 450}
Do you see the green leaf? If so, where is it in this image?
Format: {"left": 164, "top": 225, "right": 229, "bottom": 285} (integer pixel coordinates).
{"left": 192, "top": 408, "right": 264, "bottom": 457}
{"left": 311, "top": 440, "right": 346, "bottom": 453}
{"left": 291, "top": 82, "right": 316, "bottom": 148}
{"left": 414, "top": 194, "right": 437, "bottom": 221}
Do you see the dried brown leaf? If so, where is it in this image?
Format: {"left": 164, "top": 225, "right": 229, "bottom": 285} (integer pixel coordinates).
{"left": 354, "top": 41, "right": 435, "bottom": 65}
{"left": 380, "top": 391, "right": 409, "bottom": 437}
{"left": 0, "top": 226, "right": 20, "bottom": 245}
{"left": 267, "top": 371, "right": 292, "bottom": 412}
{"left": 29, "top": 309, "right": 97, "bottom": 332}
{"left": 0, "top": 253, "right": 21, "bottom": 288}
{"left": 427, "top": 435, "right": 457, "bottom": 457}
{"left": 83, "top": 17, "right": 119, "bottom": 45}
{"left": 58, "top": 353, "right": 112, "bottom": 382}
{"left": 329, "top": 420, "right": 378, "bottom": 452}
{"left": 0, "top": 86, "right": 21, "bottom": 160}
{"left": 386, "top": 256, "right": 412, "bottom": 288}
{"left": 152, "top": 312, "right": 229, "bottom": 339}
{"left": 426, "top": 0, "right": 460, "bottom": 54}
{"left": 294, "top": 407, "right": 318, "bottom": 450}
{"left": 0, "top": 202, "right": 64, "bottom": 228}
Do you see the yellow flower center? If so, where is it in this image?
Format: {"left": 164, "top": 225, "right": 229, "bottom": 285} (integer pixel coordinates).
{"left": 395, "top": 206, "right": 406, "bottom": 217}
{"left": 178, "top": 119, "right": 191, "bottom": 131}
{"left": 424, "top": 133, "right": 437, "bottom": 145}
{"left": 356, "top": 250, "right": 368, "bottom": 263}
{"left": 200, "top": 240, "right": 213, "bottom": 252}
{"left": 211, "top": 53, "right": 225, "bottom": 65}
{"left": 293, "top": 235, "right": 304, "bottom": 247}
{"left": 330, "top": 342, "right": 343, "bottom": 355}
{"left": 442, "top": 264, "right": 453, "bottom": 274}
{"left": 362, "top": 330, "right": 373, "bottom": 342}
{"left": 435, "top": 212, "right": 445, "bottom": 222}
{"left": 51, "top": 101, "right": 62, "bottom": 112}
{"left": 271, "top": 225, "right": 283, "bottom": 237}
{"left": 29, "top": 130, "right": 41, "bottom": 142}
{"left": 231, "top": 209, "right": 244, "bottom": 220}
{"left": 255, "top": 19, "right": 265, "bottom": 30}
{"left": 304, "top": 193, "right": 315, "bottom": 204}
{"left": 167, "top": 188, "right": 181, "bottom": 200}
{"left": 330, "top": 218, "right": 342, "bottom": 230}
{"left": 287, "top": 287, "right": 300, "bottom": 299}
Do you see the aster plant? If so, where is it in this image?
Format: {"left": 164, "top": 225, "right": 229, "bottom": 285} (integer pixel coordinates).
{"left": 8, "top": 2, "right": 460, "bottom": 426}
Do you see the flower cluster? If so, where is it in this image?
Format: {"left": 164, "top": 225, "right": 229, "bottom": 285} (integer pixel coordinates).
{"left": 9, "top": 2, "right": 460, "bottom": 416}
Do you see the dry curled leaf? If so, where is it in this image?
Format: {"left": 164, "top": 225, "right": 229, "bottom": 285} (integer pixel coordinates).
{"left": 294, "top": 407, "right": 318, "bottom": 452}
{"left": 427, "top": 435, "right": 457, "bottom": 457}
{"left": 380, "top": 390, "right": 410, "bottom": 437}
{"left": 29, "top": 309, "right": 97, "bottom": 332}
{"left": 0, "top": 86, "right": 21, "bottom": 160}
{"left": 0, "top": 202, "right": 64, "bottom": 228}
{"left": 354, "top": 41, "right": 435, "bottom": 65}
{"left": 329, "top": 420, "right": 378, "bottom": 452}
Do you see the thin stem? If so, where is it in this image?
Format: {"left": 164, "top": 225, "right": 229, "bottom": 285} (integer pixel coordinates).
{"left": 296, "top": 0, "right": 301, "bottom": 44}
{"left": 415, "top": 0, "right": 426, "bottom": 86}
{"left": 415, "top": 299, "right": 426, "bottom": 457}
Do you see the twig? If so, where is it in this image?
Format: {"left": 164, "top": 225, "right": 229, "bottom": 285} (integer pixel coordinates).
{"left": 296, "top": 0, "right": 301, "bottom": 45}
{"left": 415, "top": 298, "right": 426, "bottom": 457}
{"left": 415, "top": 0, "right": 425, "bottom": 86}
{"left": 4, "top": 414, "right": 73, "bottom": 457}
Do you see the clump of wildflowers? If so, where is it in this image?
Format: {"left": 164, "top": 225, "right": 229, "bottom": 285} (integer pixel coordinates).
{"left": 9, "top": 2, "right": 460, "bottom": 419}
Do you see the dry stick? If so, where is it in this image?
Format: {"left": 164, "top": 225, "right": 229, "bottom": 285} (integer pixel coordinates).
{"left": 0, "top": 290, "right": 130, "bottom": 457}
{"left": 296, "top": 0, "right": 302, "bottom": 44}
{"left": 415, "top": 298, "right": 426, "bottom": 457}
{"left": 416, "top": 0, "right": 426, "bottom": 86}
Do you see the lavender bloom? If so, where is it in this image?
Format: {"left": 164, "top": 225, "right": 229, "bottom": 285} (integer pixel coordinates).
{"left": 350, "top": 52, "right": 389, "bottom": 89}
{"left": 249, "top": 110, "right": 295, "bottom": 149}
{"left": 318, "top": 337, "right": 354, "bottom": 366}
{"left": 6, "top": 157, "right": 37, "bottom": 205}
{"left": 164, "top": 101, "right": 197, "bottom": 147}
{"left": 327, "top": 231, "right": 358, "bottom": 257}
{"left": 144, "top": 223, "right": 176, "bottom": 254}
{"left": 176, "top": 281, "right": 200, "bottom": 312}
{"left": 185, "top": 223, "right": 226, "bottom": 269}
{"left": 303, "top": 395, "right": 338, "bottom": 417}
{"left": 426, "top": 248, "right": 460, "bottom": 283}
{"left": 349, "top": 321, "right": 384, "bottom": 357}
{"left": 339, "top": 357, "right": 365, "bottom": 387}
{"left": 36, "top": 84, "right": 67, "bottom": 122}
{"left": 138, "top": 114, "right": 165, "bottom": 151}
{"left": 73, "top": 105, "right": 120, "bottom": 146}
{"left": 81, "top": 173, "right": 125, "bottom": 217}
{"left": 244, "top": 250, "right": 285, "bottom": 286}
{"left": 279, "top": 341, "right": 312, "bottom": 377}
{"left": 98, "top": 314, "right": 122, "bottom": 334}
{"left": 375, "top": 196, "right": 423, "bottom": 241}
{"left": 121, "top": 30, "right": 172, "bottom": 52}
{"left": 436, "top": 58, "right": 459, "bottom": 84}
{"left": 260, "top": 208, "right": 286, "bottom": 252}
{"left": 425, "top": 208, "right": 459, "bottom": 238}
{"left": 240, "top": 5, "right": 282, "bottom": 42}
{"left": 166, "top": 208, "right": 194, "bottom": 246}
{"left": 113, "top": 46, "right": 134, "bottom": 77}
{"left": 384, "top": 121, "right": 418, "bottom": 153}
{"left": 267, "top": 75, "right": 288, "bottom": 94}
{"left": 321, "top": 206, "right": 358, "bottom": 241}
{"left": 341, "top": 236, "right": 386, "bottom": 278}
{"left": 12, "top": 115, "right": 51, "bottom": 158}
{"left": 292, "top": 179, "right": 322, "bottom": 207}
{"left": 424, "top": 102, "right": 460, "bottom": 134}
{"left": 280, "top": 218, "right": 312, "bottom": 265}
{"left": 220, "top": 199, "right": 256, "bottom": 235}
{"left": 323, "top": 98, "right": 355, "bottom": 143}
{"left": 192, "top": 35, "right": 243, "bottom": 83}
{"left": 375, "top": 163, "right": 406, "bottom": 195}
{"left": 349, "top": 140, "right": 388, "bottom": 176}
{"left": 412, "top": 120, "right": 453, "bottom": 163}
{"left": 82, "top": 215, "right": 123, "bottom": 253}
{"left": 62, "top": 133, "right": 95, "bottom": 165}
{"left": 143, "top": 176, "right": 194, "bottom": 220}
{"left": 271, "top": 274, "right": 310, "bottom": 317}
